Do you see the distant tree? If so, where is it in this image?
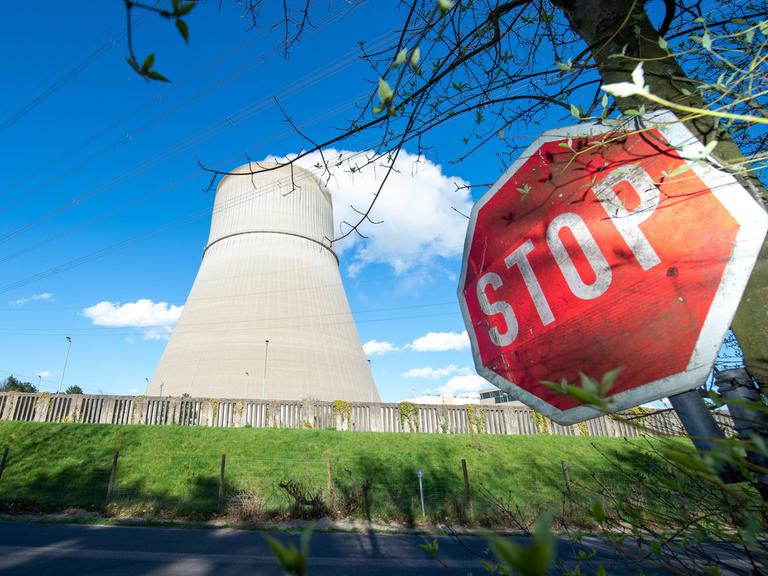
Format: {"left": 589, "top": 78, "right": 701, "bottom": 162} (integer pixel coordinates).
{"left": 64, "top": 385, "right": 84, "bottom": 395}
{"left": 1, "top": 375, "right": 38, "bottom": 393}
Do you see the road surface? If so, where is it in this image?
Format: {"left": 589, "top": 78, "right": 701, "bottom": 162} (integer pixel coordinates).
{"left": 0, "top": 521, "right": 754, "bottom": 575}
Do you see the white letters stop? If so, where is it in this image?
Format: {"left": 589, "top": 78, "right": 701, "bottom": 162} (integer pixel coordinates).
{"left": 476, "top": 164, "right": 662, "bottom": 346}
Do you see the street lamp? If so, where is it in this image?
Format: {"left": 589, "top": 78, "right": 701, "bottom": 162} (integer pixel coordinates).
{"left": 57, "top": 336, "right": 72, "bottom": 393}
{"left": 261, "top": 339, "right": 270, "bottom": 399}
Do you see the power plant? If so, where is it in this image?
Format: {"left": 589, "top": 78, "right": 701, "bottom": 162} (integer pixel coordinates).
{"left": 148, "top": 162, "right": 381, "bottom": 402}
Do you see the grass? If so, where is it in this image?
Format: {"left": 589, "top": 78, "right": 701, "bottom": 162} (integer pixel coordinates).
{"left": 0, "top": 421, "right": 691, "bottom": 524}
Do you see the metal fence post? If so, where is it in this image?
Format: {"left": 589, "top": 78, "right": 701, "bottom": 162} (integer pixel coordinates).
{"left": 417, "top": 469, "right": 425, "bottom": 517}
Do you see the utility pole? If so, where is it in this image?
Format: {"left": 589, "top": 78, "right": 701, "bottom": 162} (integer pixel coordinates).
{"left": 368, "top": 359, "right": 373, "bottom": 402}
{"left": 261, "top": 339, "right": 270, "bottom": 399}
{"left": 57, "top": 336, "right": 72, "bottom": 393}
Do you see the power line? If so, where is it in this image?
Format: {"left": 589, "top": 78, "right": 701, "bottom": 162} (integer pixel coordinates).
{"left": 0, "top": 310, "right": 464, "bottom": 337}
{"left": 0, "top": 135, "right": 466, "bottom": 296}
{"left": 0, "top": 1, "right": 370, "bottom": 210}
{"left": 0, "top": 17, "right": 395, "bottom": 242}
{"left": 0, "top": 91, "right": 369, "bottom": 268}
{"left": 1, "top": 296, "right": 456, "bottom": 314}
{"left": 0, "top": 114, "right": 435, "bottom": 296}
{"left": 0, "top": 13, "right": 150, "bottom": 137}
{"left": 0, "top": 368, "right": 94, "bottom": 394}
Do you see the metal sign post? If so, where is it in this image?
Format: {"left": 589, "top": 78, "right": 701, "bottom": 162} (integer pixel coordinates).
{"left": 417, "top": 470, "right": 425, "bottom": 517}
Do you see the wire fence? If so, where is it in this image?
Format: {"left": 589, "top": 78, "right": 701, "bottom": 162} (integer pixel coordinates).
{"left": 0, "top": 436, "right": 710, "bottom": 528}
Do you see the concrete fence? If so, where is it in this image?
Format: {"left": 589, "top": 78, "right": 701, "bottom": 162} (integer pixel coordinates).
{"left": 0, "top": 391, "right": 724, "bottom": 437}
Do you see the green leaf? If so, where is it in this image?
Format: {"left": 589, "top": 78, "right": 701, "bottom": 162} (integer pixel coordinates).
{"left": 372, "top": 105, "right": 384, "bottom": 115}
{"left": 488, "top": 511, "right": 555, "bottom": 576}
{"left": 420, "top": 539, "right": 439, "bottom": 555}
{"left": 410, "top": 46, "right": 420, "bottom": 66}
{"left": 176, "top": 19, "right": 189, "bottom": 44}
{"left": 377, "top": 78, "right": 393, "bottom": 104}
{"left": 592, "top": 499, "right": 605, "bottom": 522}
{"left": 701, "top": 139, "right": 718, "bottom": 157}
{"left": 658, "top": 36, "right": 669, "bottom": 51}
{"left": 579, "top": 372, "right": 599, "bottom": 395}
{"left": 663, "top": 163, "right": 692, "bottom": 179}
{"left": 437, "top": 0, "right": 454, "bottom": 15}
{"left": 701, "top": 31, "right": 712, "bottom": 50}
{"left": 498, "top": 128, "right": 505, "bottom": 139}
{"left": 142, "top": 53, "right": 155, "bottom": 72}
{"left": 631, "top": 62, "right": 645, "bottom": 88}
{"left": 265, "top": 535, "right": 307, "bottom": 576}
{"left": 569, "top": 104, "right": 580, "bottom": 119}
{"left": 393, "top": 48, "right": 407, "bottom": 67}
{"left": 177, "top": 1, "right": 196, "bottom": 15}
{"left": 147, "top": 70, "right": 171, "bottom": 82}
{"left": 600, "top": 367, "right": 623, "bottom": 393}
{"left": 300, "top": 526, "right": 313, "bottom": 559}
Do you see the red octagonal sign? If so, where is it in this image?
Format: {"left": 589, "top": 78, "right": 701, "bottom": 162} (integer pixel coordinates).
{"left": 458, "top": 111, "right": 768, "bottom": 424}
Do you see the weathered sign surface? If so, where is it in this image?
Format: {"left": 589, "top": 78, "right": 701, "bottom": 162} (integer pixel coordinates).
{"left": 458, "top": 110, "right": 768, "bottom": 424}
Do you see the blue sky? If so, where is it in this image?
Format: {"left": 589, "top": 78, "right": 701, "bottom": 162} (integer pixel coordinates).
{"left": 0, "top": 1, "right": 739, "bottom": 403}
{"left": 1, "top": 0, "right": 535, "bottom": 401}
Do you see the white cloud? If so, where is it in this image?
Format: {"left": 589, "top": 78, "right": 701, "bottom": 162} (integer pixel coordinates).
{"left": 362, "top": 339, "right": 399, "bottom": 356}
{"left": 401, "top": 364, "right": 470, "bottom": 379}
{"left": 36, "top": 371, "right": 51, "bottom": 378}
{"left": 9, "top": 292, "right": 54, "bottom": 306}
{"left": 408, "top": 330, "right": 470, "bottom": 352}
{"left": 82, "top": 299, "right": 183, "bottom": 341}
{"left": 270, "top": 148, "right": 473, "bottom": 276}
{"left": 436, "top": 374, "right": 489, "bottom": 398}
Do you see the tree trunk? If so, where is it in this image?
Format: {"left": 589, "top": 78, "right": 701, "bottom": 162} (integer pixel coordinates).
{"left": 553, "top": 0, "right": 768, "bottom": 386}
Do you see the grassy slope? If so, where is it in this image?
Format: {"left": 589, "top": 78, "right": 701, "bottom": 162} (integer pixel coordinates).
{"left": 0, "top": 421, "right": 687, "bottom": 520}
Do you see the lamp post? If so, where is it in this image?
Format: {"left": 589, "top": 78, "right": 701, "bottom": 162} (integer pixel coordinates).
{"left": 261, "top": 339, "right": 270, "bottom": 399}
{"left": 57, "top": 336, "right": 72, "bottom": 393}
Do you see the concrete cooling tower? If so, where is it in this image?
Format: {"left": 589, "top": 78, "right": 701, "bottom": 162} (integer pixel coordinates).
{"left": 148, "top": 162, "right": 381, "bottom": 402}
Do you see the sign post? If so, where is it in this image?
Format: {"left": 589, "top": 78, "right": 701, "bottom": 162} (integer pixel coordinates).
{"left": 458, "top": 110, "right": 768, "bottom": 424}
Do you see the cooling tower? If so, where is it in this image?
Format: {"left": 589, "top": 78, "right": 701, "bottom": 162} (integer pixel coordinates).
{"left": 148, "top": 162, "right": 381, "bottom": 402}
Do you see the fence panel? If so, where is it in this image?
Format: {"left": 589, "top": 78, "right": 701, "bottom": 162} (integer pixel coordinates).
{"left": 0, "top": 392, "right": 710, "bottom": 438}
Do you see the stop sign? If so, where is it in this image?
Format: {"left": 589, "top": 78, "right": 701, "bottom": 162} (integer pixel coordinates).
{"left": 458, "top": 110, "right": 768, "bottom": 424}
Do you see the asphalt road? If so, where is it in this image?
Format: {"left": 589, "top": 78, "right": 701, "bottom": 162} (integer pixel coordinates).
{"left": 0, "top": 521, "right": 754, "bottom": 575}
